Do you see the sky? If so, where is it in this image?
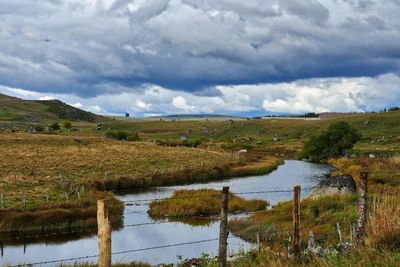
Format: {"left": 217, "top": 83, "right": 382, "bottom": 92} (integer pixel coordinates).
{"left": 0, "top": 0, "right": 399, "bottom": 117}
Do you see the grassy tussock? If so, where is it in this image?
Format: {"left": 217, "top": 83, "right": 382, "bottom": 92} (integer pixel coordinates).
{"left": 369, "top": 195, "right": 400, "bottom": 250}
{"left": 227, "top": 157, "right": 283, "bottom": 177}
{"left": 230, "top": 248, "right": 400, "bottom": 267}
{"left": 148, "top": 189, "right": 268, "bottom": 218}
{"left": 0, "top": 195, "right": 123, "bottom": 233}
{"left": 229, "top": 195, "right": 358, "bottom": 246}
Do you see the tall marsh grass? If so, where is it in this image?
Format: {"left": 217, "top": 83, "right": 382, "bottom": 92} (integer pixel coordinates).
{"left": 369, "top": 195, "right": 400, "bottom": 250}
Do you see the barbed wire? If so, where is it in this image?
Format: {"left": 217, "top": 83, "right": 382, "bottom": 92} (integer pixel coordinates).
{"left": 121, "top": 186, "right": 317, "bottom": 204}
{"left": 9, "top": 237, "right": 225, "bottom": 267}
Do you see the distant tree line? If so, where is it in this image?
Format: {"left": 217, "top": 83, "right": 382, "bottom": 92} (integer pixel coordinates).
{"left": 264, "top": 112, "right": 320, "bottom": 118}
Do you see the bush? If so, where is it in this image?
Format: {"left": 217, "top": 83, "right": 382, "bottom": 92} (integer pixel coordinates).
{"left": 301, "top": 121, "right": 361, "bottom": 162}
{"left": 105, "top": 130, "right": 117, "bottom": 139}
{"left": 116, "top": 130, "right": 128, "bottom": 140}
{"left": 63, "top": 121, "right": 72, "bottom": 129}
{"left": 105, "top": 130, "right": 139, "bottom": 141}
{"left": 34, "top": 125, "right": 45, "bottom": 132}
{"left": 49, "top": 122, "right": 60, "bottom": 131}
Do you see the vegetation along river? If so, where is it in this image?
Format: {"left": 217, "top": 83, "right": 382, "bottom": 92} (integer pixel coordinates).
{"left": 0, "top": 160, "right": 334, "bottom": 266}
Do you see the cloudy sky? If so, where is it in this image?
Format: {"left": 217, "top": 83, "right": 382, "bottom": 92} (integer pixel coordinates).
{"left": 0, "top": 0, "right": 399, "bottom": 116}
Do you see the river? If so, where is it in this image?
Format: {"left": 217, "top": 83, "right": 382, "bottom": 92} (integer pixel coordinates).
{"left": 0, "top": 160, "right": 334, "bottom": 266}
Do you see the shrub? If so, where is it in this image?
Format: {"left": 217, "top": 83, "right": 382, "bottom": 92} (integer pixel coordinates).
{"left": 63, "top": 121, "right": 72, "bottom": 129}
{"left": 301, "top": 121, "right": 361, "bottom": 162}
{"left": 105, "top": 130, "right": 138, "bottom": 141}
{"left": 115, "top": 130, "right": 128, "bottom": 140}
{"left": 34, "top": 125, "right": 45, "bottom": 132}
{"left": 126, "top": 133, "right": 140, "bottom": 141}
{"left": 49, "top": 122, "right": 60, "bottom": 131}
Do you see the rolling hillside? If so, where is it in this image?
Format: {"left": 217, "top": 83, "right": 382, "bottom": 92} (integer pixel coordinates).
{"left": 0, "top": 93, "right": 105, "bottom": 123}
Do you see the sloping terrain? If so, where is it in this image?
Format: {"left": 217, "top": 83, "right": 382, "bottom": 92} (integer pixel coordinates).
{"left": 0, "top": 93, "right": 104, "bottom": 122}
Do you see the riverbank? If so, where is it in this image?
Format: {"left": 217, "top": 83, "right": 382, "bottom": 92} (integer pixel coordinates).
{"left": 0, "top": 132, "right": 282, "bottom": 233}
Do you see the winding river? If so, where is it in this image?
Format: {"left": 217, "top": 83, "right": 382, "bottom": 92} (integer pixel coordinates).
{"left": 0, "top": 160, "right": 334, "bottom": 266}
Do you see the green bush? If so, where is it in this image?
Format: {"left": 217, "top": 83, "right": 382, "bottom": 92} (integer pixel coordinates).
{"left": 105, "top": 130, "right": 139, "bottom": 141}
{"left": 63, "top": 121, "right": 72, "bottom": 129}
{"left": 105, "top": 130, "right": 117, "bottom": 139}
{"left": 301, "top": 121, "right": 361, "bottom": 162}
{"left": 116, "top": 130, "right": 128, "bottom": 140}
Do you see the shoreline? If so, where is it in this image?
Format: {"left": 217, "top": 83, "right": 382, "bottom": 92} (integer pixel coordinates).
{"left": 0, "top": 156, "right": 283, "bottom": 236}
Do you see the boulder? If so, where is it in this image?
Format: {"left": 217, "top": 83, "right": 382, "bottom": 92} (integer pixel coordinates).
{"left": 309, "top": 174, "right": 357, "bottom": 199}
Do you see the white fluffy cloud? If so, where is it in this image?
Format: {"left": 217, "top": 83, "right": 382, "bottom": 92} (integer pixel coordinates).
{"left": 1, "top": 73, "right": 399, "bottom": 116}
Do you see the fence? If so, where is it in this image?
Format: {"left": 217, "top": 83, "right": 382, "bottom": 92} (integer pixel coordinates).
{"left": 4, "top": 172, "right": 368, "bottom": 267}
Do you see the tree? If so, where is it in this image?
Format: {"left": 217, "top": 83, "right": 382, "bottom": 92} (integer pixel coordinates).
{"left": 63, "top": 121, "right": 72, "bottom": 129}
{"left": 301, "top": 121, "right": 361, "bottom": 162}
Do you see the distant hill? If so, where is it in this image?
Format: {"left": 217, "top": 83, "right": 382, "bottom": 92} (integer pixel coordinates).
{"left": 0, "top": 93, "right": 105, "bottom": 123}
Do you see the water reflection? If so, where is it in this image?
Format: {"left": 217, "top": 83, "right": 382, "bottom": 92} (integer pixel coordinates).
{"left": 0, "top": 160, "right": 334, "bottom": 265}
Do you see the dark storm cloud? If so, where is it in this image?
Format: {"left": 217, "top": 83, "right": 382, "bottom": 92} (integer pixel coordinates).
{"left": 0, "top": 0, "right": 399, "bottom": 97}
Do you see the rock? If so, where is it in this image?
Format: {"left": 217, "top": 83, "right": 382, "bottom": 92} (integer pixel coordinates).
{"left": 369, "top": 154, "right": 376, "bottom": 158}
{"left": 272, "top": 135, "right": 280, "bottom": 142}
{"left": 26, "top": 126, "right": 37, "bottom": 134}
{"left": 309, "top": 174, "right": 357, "bottom": 199}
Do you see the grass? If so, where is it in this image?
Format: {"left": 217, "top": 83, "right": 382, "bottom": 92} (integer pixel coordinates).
{"left": 0, "top": 131, "right": 283, "bottom": 232}
{"left": 148, "top": 189, "right": 268, "bottom": 218}
{"left": 229, "top": 194, "right": 358, "bottom": 246}
{"left": 369, "top": 195, "right": 400, "bottom": 250}
{"left": 229, "top": 248, "right": 400, "bottom": 267}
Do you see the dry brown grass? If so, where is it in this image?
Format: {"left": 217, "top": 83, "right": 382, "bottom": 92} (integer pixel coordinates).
{"left": 369, "top": 195, "right": 400, "bottom": 250}
{"left": 0, "top": 133, "right": 236, "bottom": 180}
{"left": 0, "top": 132, "right": 240, "bottom": 231}
{"left": 148, "top": 189, "right": 268, "bottom": 218}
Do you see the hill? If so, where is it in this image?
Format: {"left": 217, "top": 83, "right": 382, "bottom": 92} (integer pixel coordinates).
{"left": 0, "top": 93, "right": 105, "bottom": 123}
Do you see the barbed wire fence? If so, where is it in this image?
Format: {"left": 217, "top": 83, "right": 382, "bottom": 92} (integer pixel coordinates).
{"left": 2, "top": 173, "right": 369, "bottom": 267}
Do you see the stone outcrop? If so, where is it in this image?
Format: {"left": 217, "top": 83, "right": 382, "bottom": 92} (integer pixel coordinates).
{"left": 309, "top": 174, "right": 357, "bottom": 199}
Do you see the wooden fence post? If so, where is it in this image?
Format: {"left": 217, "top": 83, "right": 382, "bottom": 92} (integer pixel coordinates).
{"left": 219, "top": 186, "right": 229, "bottom": 267}
{"left": 24, "top": 192, "right": 27, "bottom": 210}
{"left": 336, "top": 222, "right": 343, "bottom": 243}
{"left": 356, "top": 171, "right": 368, "bottom": 247}
{"left": 1, "top": 193, "right": 4, "bottom": 209}
{"left": 98, "top": 199, "right": 112, "bottom": 267}
{"left": 293, "top": 185, "right": 301, "bottom": 261}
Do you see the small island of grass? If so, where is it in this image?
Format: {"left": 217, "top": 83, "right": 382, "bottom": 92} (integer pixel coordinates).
{"left": 148, "top": 189, "right": 269, "bottom": 218}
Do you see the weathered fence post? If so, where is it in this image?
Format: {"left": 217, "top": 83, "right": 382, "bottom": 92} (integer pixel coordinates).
{"left": 1, "top": 193, "right": 4, "bottom": 209}
{"left": 293, "top": 185, "right": 301, "bottom": 261}
{"left": 350, "top": 223, "right": 356, "bottom": 242}
{"left": 219, "top": 186, "right": 229, "bottom": 267}
{"left": 256, "top": 233, "right": 261, "bottom": 252}
{"left": 356, "top": 171, "right": 368, "bottom": 247}
{"left": 23, "top": 192, "right": 27, "bottom": 210}
{"left": 97, "top": 199, "right": 112, "bottom": 267}
{"left": 336, "top": 222, "right": 343, "bottom": 243}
